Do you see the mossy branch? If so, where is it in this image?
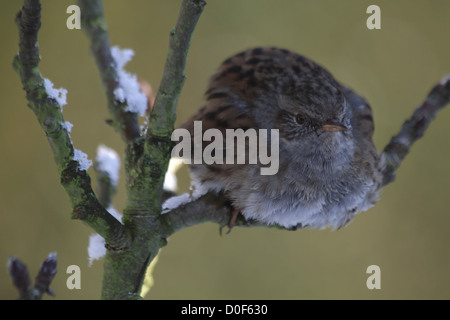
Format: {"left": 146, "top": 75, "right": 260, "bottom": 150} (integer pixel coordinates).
{"left": 14, "top": 0, "right": 128, "bottom": 251}
{"left": 74, "top": 0, "right": 206, "bottom": 299}
{"left": 147, "top": 0, "right": 206, "bottom": 139}
{"left": 122, "top": 0, "right": 206, "bottom": 218}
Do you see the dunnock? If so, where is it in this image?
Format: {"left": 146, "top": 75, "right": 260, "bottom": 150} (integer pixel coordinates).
{"left": 179, "top": 47, "right": 385, "bottom": 230}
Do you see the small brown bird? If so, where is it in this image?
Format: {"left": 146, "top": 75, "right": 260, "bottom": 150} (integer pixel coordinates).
{"left": 179, "top": 47, "right": 384, "bottom": 230}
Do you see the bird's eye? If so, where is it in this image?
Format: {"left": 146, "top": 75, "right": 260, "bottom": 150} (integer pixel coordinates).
{"left": 295, "top": 113, "right": 306, "bottom": 125}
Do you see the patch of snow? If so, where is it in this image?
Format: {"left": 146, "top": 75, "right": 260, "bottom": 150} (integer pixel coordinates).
{"left": 111, "top": 46, "right": 148, "bottom": 117}
{"left": 96, "top": 145, "right": 120, "bottom": 186}
{"left": 44, "top": 78, "right": 67, "bottom": 109}
{"left": 73, "top": 149, "right": 92, "bottom": 171}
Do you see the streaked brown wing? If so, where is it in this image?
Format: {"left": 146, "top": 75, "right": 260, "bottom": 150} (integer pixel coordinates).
{"left": 342, "top": 86, "right": 375, "bottom": 139}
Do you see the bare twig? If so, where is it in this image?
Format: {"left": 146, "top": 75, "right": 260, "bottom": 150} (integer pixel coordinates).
{"left": 382, "top": 76, "right": 450, "bottom": 186}
{"left": 147, "top": 0, "right": 207, "bottom": 139}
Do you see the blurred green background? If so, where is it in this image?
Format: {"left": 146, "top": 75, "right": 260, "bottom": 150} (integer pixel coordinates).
{"left": 1, "top": 0, "right": 449, "bottom": 300}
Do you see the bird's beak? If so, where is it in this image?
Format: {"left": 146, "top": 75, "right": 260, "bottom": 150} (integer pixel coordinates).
{"left": 321, "top": 119, "right": 348, "bottom": 132}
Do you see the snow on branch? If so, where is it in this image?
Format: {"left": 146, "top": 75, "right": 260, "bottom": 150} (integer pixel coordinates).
{"left": 14, "top": 0, "right": 127, "bottom": 248}
{"left": 78, "top": 0, "right": 141, "bottom": 142}
{"left": 111, "top": 46, "right": 148, "bottom": 117}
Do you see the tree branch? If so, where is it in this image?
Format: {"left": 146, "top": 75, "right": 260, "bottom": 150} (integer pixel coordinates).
{"left": 146, "top": 0, "right": 206, "bottom": 139}
{"left": 381, "top": 76, "right": 450, "bottom": 186}
{"left": 159, "top": 192, "right": 289, "bottom": 237}
{"left": 77, "top": 0, "right": 141, "bottom": 142}
{"left": 14, "top": 0, "right": 128, "bottom": 250}
{"left": 136, "top": 0, "right": 206, "bottom": 214}
{"left": 122, "top": 0, "right": 206, "bottom": 216}
{"left": 76, "top": 0, "right": 208, "bottom": 299}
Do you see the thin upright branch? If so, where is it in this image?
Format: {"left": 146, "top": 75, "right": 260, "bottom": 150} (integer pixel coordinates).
{"left": 146, "top": 0, "right": 206, "bottom": 139}
{"left": 14, "top": 0, "right": 128, "bottom": 249}
{"left": 122, "top": 0, "right": 206, "bottom": 216}
{"left": 78, "top": 0, "right": 141, "bottom": 142}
